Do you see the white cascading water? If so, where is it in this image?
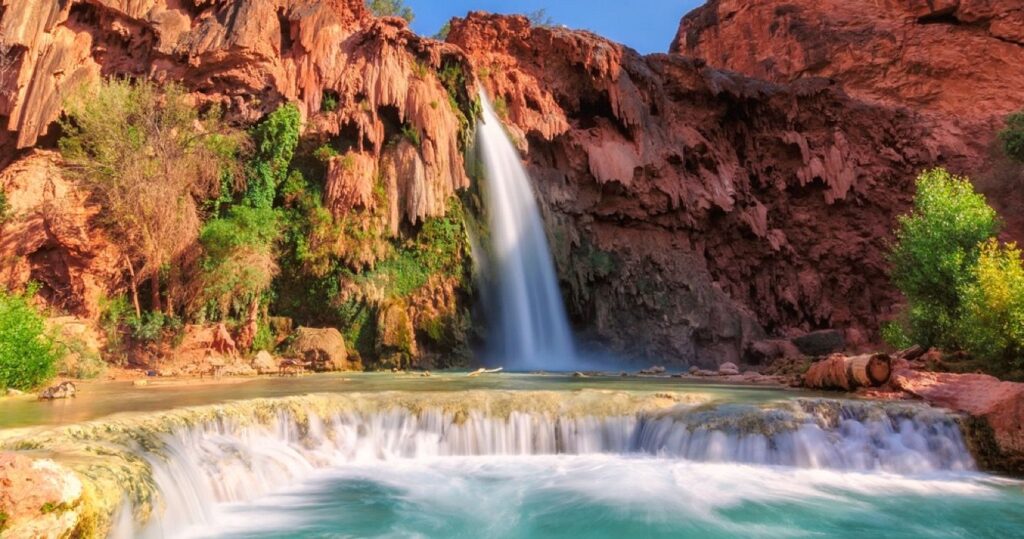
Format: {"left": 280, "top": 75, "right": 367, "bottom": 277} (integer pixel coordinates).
{"left": 477, "top": 89, "right": 577, "bottom": 371}
{"left": 114, "top": 401, "right": 975, "bottom": 537}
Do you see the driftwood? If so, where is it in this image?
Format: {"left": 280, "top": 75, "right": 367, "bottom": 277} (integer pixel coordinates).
{"left": 279, "top": 359, "right": 310, "bottom": 376}
{"left": 467, "top": 367, "right": 503, "bottom": 377}
{"left": 804, "top": 353, "right": 892, "bottom": 390}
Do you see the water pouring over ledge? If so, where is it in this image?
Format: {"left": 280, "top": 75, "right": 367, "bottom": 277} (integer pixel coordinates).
{"left": 477, "top": 88, "right": 577, "bottom": 371}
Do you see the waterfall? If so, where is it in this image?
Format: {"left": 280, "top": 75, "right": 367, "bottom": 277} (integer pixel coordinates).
{"left": 103, "top": 397, "right": 974, "bottom": 537}
{"left": 477, "top": 89, "right": 577, "bottom": 371}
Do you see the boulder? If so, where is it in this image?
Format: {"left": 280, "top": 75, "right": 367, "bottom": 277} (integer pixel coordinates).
{"left": 251, "top": 350, "right": 278, "bottom": 375}
{"left": 745, "top": 339, "right": 802, "bottom": 364}
{"left": 0, "top": 453, "right": 84, "bottom": 538}
{"left": 289, "top": 327, "right": 356, "bottom": 372}
{"left": 38, "top": 381, "right": 76, "bottom": 400}
{"left": 718, "top": 362, "right": 740, "bottom": 375}
{"left": 375, "top": 302, "right": 418, "bottom": 369}
{"left": 791, "top": 330, "right": 846, "bottom": 357}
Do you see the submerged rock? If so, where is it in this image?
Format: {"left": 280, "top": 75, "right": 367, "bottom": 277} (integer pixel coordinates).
{"left": 38, "top": 381, "right": 76, "bottom": 400}
{"left": 718, "top": 362, "right": 740, "bottom": 375}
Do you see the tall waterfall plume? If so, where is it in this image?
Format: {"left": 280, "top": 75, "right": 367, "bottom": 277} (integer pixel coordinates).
{"left": 476, "top": 89, "right": 576, "bottom": 371}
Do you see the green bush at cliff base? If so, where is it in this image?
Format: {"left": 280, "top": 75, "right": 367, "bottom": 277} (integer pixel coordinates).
{"left": 888, "top": 168, "right": 999, "bottom": 350}
{"left": 999, "top": 110, "right": 1024, "bottom": 163}
{"left": 0, "top": 286, "right": 59, "bottom": 391}
{"left": 958, "top": 239, "right": 1024, "bottom": 373}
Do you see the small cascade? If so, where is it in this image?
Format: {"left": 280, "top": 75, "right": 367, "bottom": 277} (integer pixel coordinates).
{"left": 476, "top": 89, "right": 577, "bottom": 371}
{"left": 98, "top": 397, "right": 975, "bottom": 537}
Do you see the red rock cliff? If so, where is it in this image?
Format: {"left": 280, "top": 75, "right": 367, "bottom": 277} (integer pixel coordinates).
{"left": 448, "top": 13, "right": 953, "bottom": 365}
{"left": 0, "top": 2, "right": 982, "bottom": 365}
{"left": 674, "top": 0, "right": 1024, "bottom": 171}
{"left": 0, "top": 0, "right": 477, "bottom": 320}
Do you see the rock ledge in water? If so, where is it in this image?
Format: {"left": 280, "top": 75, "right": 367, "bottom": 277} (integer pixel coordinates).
{"left": 38, "top": 381, "right": 76, "bottom": 400}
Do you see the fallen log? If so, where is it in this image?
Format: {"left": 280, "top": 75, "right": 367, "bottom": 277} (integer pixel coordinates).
{"left": 803, "top": 353, "right": 892, "bottom": 390}
{"left": 467, "top": 367, "right": 503, "bottom": 377}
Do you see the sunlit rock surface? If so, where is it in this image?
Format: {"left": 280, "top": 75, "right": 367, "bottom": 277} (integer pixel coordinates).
{"left": 448, "top": 13, "right": 949, "bottom": 365}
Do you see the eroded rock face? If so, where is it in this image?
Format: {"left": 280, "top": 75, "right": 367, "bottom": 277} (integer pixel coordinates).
{"left": 448, "top": 13, "right": 946, "bottom": 365}
{"left": 673, "top": 0, "right": 1024, "bottom": 171}
{"left": 0, "top": 3, "right": 995, "bottom": 367}
{"left": 0, "top": 0, "right": 472, "bottom": 227}
{"left": 0, "top": 150, "right": 121, "bottom": 318}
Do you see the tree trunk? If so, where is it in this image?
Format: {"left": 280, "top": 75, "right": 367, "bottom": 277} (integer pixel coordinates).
{"left": 804, "top": 353, "right": 892, "bottom": 391}
{"left": 150, "top": 273, "right": 161, "bottom": 313}
{"left": 125, "top": 256, "right": 141, "bottom": 318}
{"left": 236, "top": 296, "right": 260, "bottom": 351}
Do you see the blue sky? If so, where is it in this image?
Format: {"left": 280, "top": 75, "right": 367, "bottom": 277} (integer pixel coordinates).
{"left": 403, "top": 0, "right": 706, "bottom": 55}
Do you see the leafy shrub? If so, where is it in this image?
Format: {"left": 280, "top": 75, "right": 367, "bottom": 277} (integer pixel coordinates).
{"left": 880, "top": 319, "right": 913, "bottom": 350}
{"left": 313, "top": 144, "right": 339, "bottom": 163}
{"left": 888, "top": 168, "right": 999, "bottom": 349}
{"left": 999, "top": 110, "right": 1024, "bottom": 163}
{"left": 366, "top": 0, "right": 414, "bottom": 22}
{"left": 194, "top": 206, "right": 280, "bottom": 321}
{"left": 245, "top": 104, "right": 301, "bottom": 209}
{"left": 401, "top": 124, "right": 421, "bottom": 147}
{"left": 0, "top": 287, "right": 59, "bottom": 390}
{"left": 958, "top": 239, "right": 1024, "bottom": 372}
{"left": 320, "top": 91, "right": 339, "bottom": 113}
{"left": 128, "top": 310, "right": 182, "bottom": 343}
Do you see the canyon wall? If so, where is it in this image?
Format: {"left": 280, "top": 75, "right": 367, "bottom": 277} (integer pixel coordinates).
{"left": 448, "top": 13, "right": 949, "bottom": 365}
{"left": 0, "top": 0, "right": 990, "bottom": 366}
{"left": 674, "top": 0, "right": 1024, "bottom": 238}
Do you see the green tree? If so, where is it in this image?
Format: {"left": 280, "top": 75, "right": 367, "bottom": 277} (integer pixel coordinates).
{"left": 527, "top": 9, "right": 555, "bottom": 27}
{"left": 0, "top": 286, "right": 59, "bottom": 390}
{"left": 366, "top": 0, "right": 414, "bottom": 23}
{"left": 958, "top": 239, "right": 1024, "bottom": 373}
{"left": 888, "top": 168, "right": 1000, "bottom": 348}
{"left": 999, "top": 110, "right": 1024, "bottom": 163}
{"left": 434, "top": 21, "right": 451, "bottom": 40}
{"left": 59, "top": 78, "right": 242, "bottom": 316}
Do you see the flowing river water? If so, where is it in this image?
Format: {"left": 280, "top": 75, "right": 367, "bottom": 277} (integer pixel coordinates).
{"left": 2, "top": 374, "right": 1022, "bottom": 538}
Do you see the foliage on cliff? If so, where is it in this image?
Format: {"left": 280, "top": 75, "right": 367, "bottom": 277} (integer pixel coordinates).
{"left": 51, "top": 75, "right": 475, "bottom": 365}
{"left": 58, "top": 79, "right": 243, "bottom": 317}
{"left": 1000, "top": 110, "right": 1024, "bottom": 164}
{"left": 366, "top": 0, "right": 414, "bottom": 22}
{"left": 0, "top": 286, "right": 59, "bottom": 390}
